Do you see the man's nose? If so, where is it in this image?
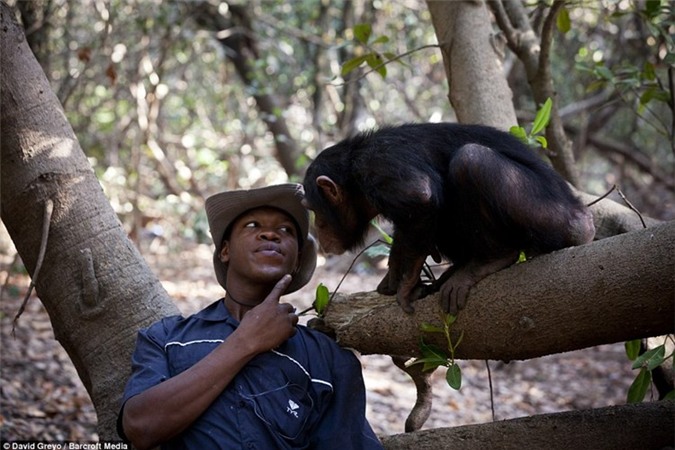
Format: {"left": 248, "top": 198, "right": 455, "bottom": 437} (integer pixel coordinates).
{"left": 259, "top": 229, "right": 281, "bottom": 241}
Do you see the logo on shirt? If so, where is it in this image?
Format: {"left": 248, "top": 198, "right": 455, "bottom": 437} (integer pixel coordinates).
{"left": 287, "top": 399, "right": 299, "bottom": 418}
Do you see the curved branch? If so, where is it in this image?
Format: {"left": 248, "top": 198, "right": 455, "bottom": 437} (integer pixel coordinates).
{"left": 487, "top": 1, "right": 519, "bottom": 54}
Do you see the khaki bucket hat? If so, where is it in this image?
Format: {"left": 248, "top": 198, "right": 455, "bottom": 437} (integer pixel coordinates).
{"left": 205, "top": 184, "right": 317, "bottom": 294}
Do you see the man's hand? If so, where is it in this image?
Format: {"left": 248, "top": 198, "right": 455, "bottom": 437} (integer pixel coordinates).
{"left": 236, "top": 275, "right": 299, "bottom": 353}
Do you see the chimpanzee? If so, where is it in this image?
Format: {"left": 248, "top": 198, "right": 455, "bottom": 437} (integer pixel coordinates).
{"left": 302, "top": 123, "right": 595, "bottom": 314}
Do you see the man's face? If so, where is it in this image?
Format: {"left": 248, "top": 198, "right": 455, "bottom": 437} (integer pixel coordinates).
{"left": 219, "top": 207, "right": 300, "bottom": 287}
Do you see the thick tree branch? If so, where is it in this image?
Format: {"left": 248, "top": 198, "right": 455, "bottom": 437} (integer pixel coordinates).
{"left": 319, "top": 222, "right": 674, "bottom": 359}
{"left": 380, "top": 400, "right": 675, "bottom": 450}
{"left": 487, "top": 0, "right": 580, "bottom": 185}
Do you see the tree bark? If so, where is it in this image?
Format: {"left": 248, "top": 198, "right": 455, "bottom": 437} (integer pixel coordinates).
{"left": 487, "top": 0, "right": 581, "bottom": 185}
{"left": 0, "top": 2, "right": 178, "bottom": 439}
{"left": 319, "top": 221, "right": 675, "bottom": 359}
{"left": 380, "top": 400, "right": 675, "bottom": 450}
{"left": 426, "top": 0, "right": 518, "bottom": 130}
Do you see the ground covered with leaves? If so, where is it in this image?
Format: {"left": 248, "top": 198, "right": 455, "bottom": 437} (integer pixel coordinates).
{"left": 1, "top": 240, "right": 640, "bottom": 440}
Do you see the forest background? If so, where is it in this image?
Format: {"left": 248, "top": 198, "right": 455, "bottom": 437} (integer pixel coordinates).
{"left": 1, "top": 0, "right": 673, "bottom": 444}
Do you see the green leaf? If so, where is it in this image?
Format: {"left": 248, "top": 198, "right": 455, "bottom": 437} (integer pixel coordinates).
{"left": 644, "top": 0, "right": 661, "bottom": 18}
{"left": 341, "top": 55, "right": 368, "bottom": 77}
{"left": 353, "top": 23, "right": 372, "bottom": 45}
{"left": 646, "top": 346, "right": 666, "bottom": 371}
{"left": 595, "top": 65, "right": 614, "bottom": 81}
{"left": 509, "top": 126, "right": 528, "bottom": 144}
{"left": 420, "top": 341, "right": 447, "bottom": 358}
{"left": 556, "top": 7, "right": 571, "bottom": 33}
{"left": 627, "top": 368, "right": 651, "bottom": 403}
{"left": 517, "top": 250, "right": 528, "bottom": 263}
{"left": 640, "top": 87, "right": 670, "bottom": 105}
{"left": 444, "top": 313, "right": 457, "bottom": 326}
{"left": 446, "top": 362, "right": 462, "bottom": 390}
{"left": 632, "top": 345, "right": 665, "bottom": 370}
{"left": 366, "top": 53, "right": 386, "bottom": 78}
{"left": 416, "top": 341, "right": 449, "bottom": 371}
{"left": 420, "top": 323, "right": 444, "bottom": 333}
{"left": 372, "top": 35, "right": 390, "bottom": 45}
{"left": 663, "top": 390, "right": 675, "bottom": 400}
{"left": 535, "top": 136, "right": 548, "bottom": 149}
{"left": 625, "top": 339, "right": 641, "bottom": 361}
{"left": 314, "top": 283, "right": 330, "bottom": 316}
{"left": 370, "top": 220, "right": 393, "bottom": 244}
{"left": 642, "top": 62, "right": 656, "bottom": 81}
{"left": 531, "top": 98, "right": 553, "bottom": 135}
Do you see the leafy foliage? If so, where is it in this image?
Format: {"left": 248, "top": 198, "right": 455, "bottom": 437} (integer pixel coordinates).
{"left": 341, "top": 23, "right": 397, "bottom": 78}
{"left": 624, "top": 337, "right": 675, "bottom": 402}
{"left": 411, "top": 313, "right": 464, "bottom": 390}
{"left": 510, "top": 98, "right": 552, "bottom": 149}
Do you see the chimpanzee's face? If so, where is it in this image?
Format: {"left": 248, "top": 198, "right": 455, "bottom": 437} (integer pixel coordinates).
{"left": 303, "top": 200, "right": 367, "bottom": 255}
{"left": 311, "top": 212, "right": 349, "bottom": 255}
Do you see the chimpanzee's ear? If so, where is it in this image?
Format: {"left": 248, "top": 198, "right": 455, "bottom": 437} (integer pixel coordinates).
{"left": 316, "top": 175, "right": 343, "bottom": 205}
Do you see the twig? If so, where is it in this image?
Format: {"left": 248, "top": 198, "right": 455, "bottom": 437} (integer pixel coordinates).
{"left": 586, "top": 184, "right": 647, "bottom": 229}
{"left": 586, "top": 185, "right": 617, "bottom": 207}
{"left": 616, "top": 187, "right": 647, "bottom": 229}
{"left": 331, "top": 44, "right": 440, "bottom": 86}
{"left": 486, "top": 360, "right": 496, "bottom": 422}
{"left": 12, "top": 199, "right": 54, "bottom": 335}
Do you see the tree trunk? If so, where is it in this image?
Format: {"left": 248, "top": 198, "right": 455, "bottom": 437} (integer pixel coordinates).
{"left": 380, "top": 400, "right": 675, "bottom": 450}
{"left": 0, "top": 2, "right": 178, "bottom": 439}
{"left": 319, "top": 221, "right": 674, "bottom": 359}
{"left": 426, "top": 0, "right": 517, "bottom": 130}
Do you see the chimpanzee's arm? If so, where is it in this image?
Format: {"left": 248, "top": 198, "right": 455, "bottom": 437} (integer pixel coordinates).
{"left": 356, "top": 157, "right": 442, "bottom": 313}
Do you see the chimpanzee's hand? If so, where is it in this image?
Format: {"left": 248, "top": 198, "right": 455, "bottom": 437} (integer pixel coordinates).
{"left": 440, "top": 271, "right": 474, "bottom": 316}
{"left": 236, "top": 275, "right": 299, "bottom": 353}
{"left": 376, "top": 270, "right": 398, "bottom": 296}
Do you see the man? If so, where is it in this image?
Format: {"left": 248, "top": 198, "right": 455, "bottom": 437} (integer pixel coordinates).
{"left": 118, "top": 184, "right": 383, "bottom": 450}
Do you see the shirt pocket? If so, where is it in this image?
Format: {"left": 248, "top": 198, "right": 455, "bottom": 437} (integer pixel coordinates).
{"left": 238, "top": 380, "right": 319, "bottom": 443}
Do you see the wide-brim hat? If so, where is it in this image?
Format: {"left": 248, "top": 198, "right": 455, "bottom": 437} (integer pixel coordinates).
{"left": 205, "top": 183, "right": 317, "bottom": 294}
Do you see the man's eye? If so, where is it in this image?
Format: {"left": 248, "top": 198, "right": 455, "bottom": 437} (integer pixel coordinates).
{"left": 244, "top": 221, "right": 258, "bottom": 228}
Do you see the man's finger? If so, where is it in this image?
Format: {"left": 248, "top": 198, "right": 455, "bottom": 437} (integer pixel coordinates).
{"left": 264, "top": 274, "right": 292, "bottom": 303}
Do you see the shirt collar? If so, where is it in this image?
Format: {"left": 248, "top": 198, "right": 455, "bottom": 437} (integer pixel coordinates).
{"left": 192, "top": 298, "right": 235, "bottom": 323}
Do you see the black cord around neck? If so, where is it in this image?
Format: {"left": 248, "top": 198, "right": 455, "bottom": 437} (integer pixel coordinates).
{"left": 226, "top": 293, "right": 259, "bottom": 308}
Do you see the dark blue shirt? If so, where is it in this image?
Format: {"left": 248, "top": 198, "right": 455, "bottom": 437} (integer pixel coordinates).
{"left": 119, "top": 299, "right": 383, "bottom": 449}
